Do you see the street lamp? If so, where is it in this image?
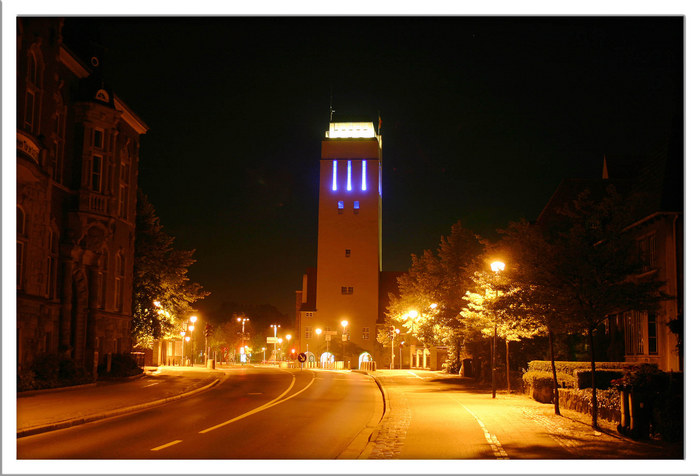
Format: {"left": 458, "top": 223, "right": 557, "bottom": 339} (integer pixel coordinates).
{"left": 491, "top": 261, "right": 505, "bottom": 399}
{"left": 285, "top": 334, "right": 291, "bottom": 361}
{"left": 189, "top": 315, "right": 197, "bottom": 365}
{"left": 391, "top": 327, "right": 400, "bottom": 369}
{"left": 270, "top": 324, "right": 279, "bottom": 360}
{"left": 180, "top": 330, "right": 186, "bottom": 366}
{"left": 341, "top": 320, "right": 348, "bottom": 368}
{"left": 315, "top": 328, "right": 322, "bottom": 365}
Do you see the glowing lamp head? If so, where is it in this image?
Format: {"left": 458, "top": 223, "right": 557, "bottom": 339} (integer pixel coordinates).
{"left": 491, "top": 261, "right": 506, "bottom": 273}
{"left": 185, "top": 336, "right": 190, "bottom": 342}
{"left": 408, "top": 310, "right": 418, "bottom": 319}
{"left": 190, "top": 315, "right": 197, "bottom": 323}
{"left": 180, "top": 331, "right": 186, "bottom": 337}
{"left": 188, "top": 325, "right": 195, "bottom": 332}
{"left": 395, "top": 328, "right": 400, "bottom": 334}
{"left": 278, "top": 338, "right": 283, "bottom": 344}
{"left": 315, "top": 328, "right": 322, "bottom": 335}
{"left": 341, "top": 320, "right": 348, "bottom": 328}
{"left": 429, "top": 303, "right": 438, "bottom": 309}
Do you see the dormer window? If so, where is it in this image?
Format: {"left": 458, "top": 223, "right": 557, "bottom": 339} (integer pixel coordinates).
{"left": 95, "top": 89, "right": 109, "bottom": 103}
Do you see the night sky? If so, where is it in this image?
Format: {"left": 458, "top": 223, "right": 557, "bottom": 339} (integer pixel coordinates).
{"left": 60, "top": 16, "right": 683, "bottom": 320}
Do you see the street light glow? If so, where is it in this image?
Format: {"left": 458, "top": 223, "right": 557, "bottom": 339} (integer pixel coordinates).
{"left": 188, "top": 325, "right": 194, "bottom": 332}
{"left": 341, "top": 320, "right": 348, "bottom": 328}
{"left": 429, "top": 303, "right": 438, "bottom": 309}
{"left": 315, "top": 328, "right": 322, "bottom": 335}
{"left": 491, "top": 261, "right": 505, "bottom": 272}
{"left": 408, "top": 310, "right": 418, "bottom": 319}
{"left": 190, "top": 315, "right": 197, "bottom": 323}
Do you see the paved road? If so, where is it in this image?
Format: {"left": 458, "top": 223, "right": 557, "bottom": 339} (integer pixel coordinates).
{"left": 17, "top": 367, "right": 381, "bottom": 459}
{"left": 366, "top": 370, "right": 681, "bottom": 460}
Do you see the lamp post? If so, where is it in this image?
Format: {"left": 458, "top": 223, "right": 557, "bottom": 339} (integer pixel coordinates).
{"left": 391, "top": 327, "right": 400, "bottom": 369}
{"left": 180, "top": 330, "right": 186, "bottom": 366}
{"left": 491, "top": 261, "right": 505, "bottom": 399}
{"left": 270, "top": 324, "right": 279, "bottom": 361}
{"left": 185, "top": 335, "right": 191, "bottom": 365}
{"left": 189, "top": 315, "right": 197, "bottom": 365}
{"left": 341, "top": 320, "right": 348, "bottom": 368}
{"left": 262, "top": 346, "right": 266, "bottom": 362}
{"left": 315, "top": 328, "right": 322, "bottom": 365}
{"left": 285, "top": 334, "right": 291, "bottom": 361}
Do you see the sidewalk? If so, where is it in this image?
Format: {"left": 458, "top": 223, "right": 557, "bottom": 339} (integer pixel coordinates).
{"left": 363, "top": 369, "right": 683, "bottom": 459}
{"left": 17, "top": 366, "right": 221, "bottom": 437}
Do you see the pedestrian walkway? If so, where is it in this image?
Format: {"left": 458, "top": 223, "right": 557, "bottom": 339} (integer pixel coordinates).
{"left": 17, "top": 366, "right": 221, "bottom": 437}
{"left": 364, "top": 369, "right": 682, "bottom": 460}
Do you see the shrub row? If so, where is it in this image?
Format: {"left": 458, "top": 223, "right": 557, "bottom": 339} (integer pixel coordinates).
{"left": 558, "top": 388, "right": 621, "bottom": 423}
{"left": 17, "top": 354, "right": 93, "bottom": 392}
{"left": 527, "top": 360, "right": 639, "bottom": 376}
{"left": 574, "top": 369, "right": 625, "bottom": 390}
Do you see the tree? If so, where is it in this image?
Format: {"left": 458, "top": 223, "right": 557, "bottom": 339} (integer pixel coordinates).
{"left": 385, "top": 222, "right": 484, "bottom": 372}
{"left": 502, "top": 186, "right": 667, "bottom": 427}
{"left": 132, "top": 190, "right": 209, "bottom": 348}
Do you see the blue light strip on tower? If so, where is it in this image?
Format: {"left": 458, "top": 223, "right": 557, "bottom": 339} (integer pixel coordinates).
{"left": 332, "top": 160, "right": 337, "bottom": 191}
{"left": 362, "top": 160, "right": 367, "bottom": 191}
{"left": 347, "top": 160, "right": 352, "bottom": 191}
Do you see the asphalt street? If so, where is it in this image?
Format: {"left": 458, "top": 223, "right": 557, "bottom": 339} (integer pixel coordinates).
{"left": 17, "top": 367, "right": 381, "bottom": 459}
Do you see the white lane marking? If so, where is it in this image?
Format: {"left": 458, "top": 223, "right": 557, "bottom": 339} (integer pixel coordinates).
{"left": 451, "top": 397, "right": 509, "bottom": 459}
{"left": 150, "top": 439, "right": 182, "bottom": 451}
{"left": 199, "top": 372, "right": 314, "bottom": 434}
{"left": 143, "top": 382, "right": 161, "bottom": 387}
{"left": 248, "top": 392, "right": 263, "bottom": 395}
{"left": 407, "top": 371, "right": 425, "bottom": 379}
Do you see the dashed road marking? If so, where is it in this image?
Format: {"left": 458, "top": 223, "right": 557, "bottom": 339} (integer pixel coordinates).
{"left": 451, "top": 397, "right": 509, "bottom": 459}
{"left": 150, "top": 439, "right": 182, "bottom": 451}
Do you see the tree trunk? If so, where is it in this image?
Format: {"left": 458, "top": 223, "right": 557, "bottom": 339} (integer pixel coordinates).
{"left": 588, "top": 325, "right": 598, "bottom": 429}
{"left": 505, "top": 338, "right": 511, "bottom": 393}
{"left": 548, "top": 326, "right": 560, "bottom": 416}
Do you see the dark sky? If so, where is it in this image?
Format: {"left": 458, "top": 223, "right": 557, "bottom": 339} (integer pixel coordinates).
{"left": 62, "top": 16, "right": 683, "bottom": 320}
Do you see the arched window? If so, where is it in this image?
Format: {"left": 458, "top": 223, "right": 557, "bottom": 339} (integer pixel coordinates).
{"left": 17, "top": 206, "right": 25, "bottom": 235}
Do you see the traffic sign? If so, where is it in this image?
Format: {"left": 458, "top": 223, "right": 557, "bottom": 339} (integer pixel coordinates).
{"left": 266, "top": 337, "right": 278, "bottom": 344}
{"left": 326, "top": 331, "right": 338, "bottom": 335}
{"left": 325, "top": 334, "right": 332, "bottom": 341}
{"left": 298, "top": 353, "right": 308, "bottom": 363}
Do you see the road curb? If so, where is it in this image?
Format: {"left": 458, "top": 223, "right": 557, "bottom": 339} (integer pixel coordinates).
{"left": 337, "top": 371, "right": 386, "bottom": 459}
{"left": 17, "top": 377, "right": 221, "bottom": 438}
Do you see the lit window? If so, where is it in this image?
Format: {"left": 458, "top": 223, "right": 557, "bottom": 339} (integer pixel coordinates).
{"left": 337, "top": 201, "right": 344, "bottom": 209}
{"left": 347, "top": 161, "right": 352, "bottom": 191}
{"left": 362, "top": 327, "right": 370, "bottom": 340}
{"left": 332, "top": 160, "right": 337, "bottom": 191}
{"left": 354, "top": 201, "right": 359, "bottom": 209}
{"left": 362, "top": 160, "right": 367, "bottom": 190}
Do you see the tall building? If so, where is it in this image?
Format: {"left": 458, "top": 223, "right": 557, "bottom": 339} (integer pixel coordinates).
{"left": 297, "top": 121, "right": 383, "bottom": 367}
{"left": 17, "top": 18, "right": 148, "bottom": 374}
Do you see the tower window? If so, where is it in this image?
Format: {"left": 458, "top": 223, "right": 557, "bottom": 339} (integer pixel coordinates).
{"left": 332, "top": 160, "right": 338, "bottom": 191}
{"left": 345, "top": 249, "right": 351, "bottom": 257}
{"left": 305, "top": 327, "right": 311, "bottom": 339}
{"left": 337, "top": 201, "right": 344, "bottom": 213}
{"left": 347, "top": 160, "right": 352, "bottom": 191}
{"left": 362, "top": 327, "right": 370, "bottom": 340}
{"left": 341, "top": 286, "right": 354, "bottom": 295}
{"left": 362, "top": 160, "right": 367, "bottom": 190}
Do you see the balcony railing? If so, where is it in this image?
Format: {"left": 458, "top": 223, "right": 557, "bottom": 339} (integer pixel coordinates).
{"left": 17, "top": 130, "right": 41, "bottom": 163}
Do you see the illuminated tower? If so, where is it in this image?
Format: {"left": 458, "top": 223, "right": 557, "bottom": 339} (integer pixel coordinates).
{"left": 299, "top": 121, "right": 382, "bottom": 366}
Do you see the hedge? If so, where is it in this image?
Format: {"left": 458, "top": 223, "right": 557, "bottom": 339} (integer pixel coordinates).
{"left": 575, "top": 369, "right": 625, "bottom": 390}
{"left": 558, "top": 388, "right": 621, "bottom": 423}
{"left": 527, "top": 360, "right": 640, "bottom": 376}
{"left": 523, "top": 370, "right": 577, "bottom": 403}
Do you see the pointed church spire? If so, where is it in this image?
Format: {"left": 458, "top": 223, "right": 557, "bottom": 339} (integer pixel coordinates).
{"left": 602, "top": 154, "right": 609, "bottom": 179}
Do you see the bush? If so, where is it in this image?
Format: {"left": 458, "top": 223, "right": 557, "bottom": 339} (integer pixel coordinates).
{"left": 19, "top": 354, "right": 94, "bottom": 391}
{"left": 652, "top": 373, "right": 683, "bottom": 442}
{"left": 558, "top": 388, "right": 621, "bottom": 423}
{"left": 523, "top": 370, "right": 577, "bottom": 403}
{"left": 575, "top": 369, "right": 624, "bottom": 390}
{"left": 528, "top": 360, "right": 639, "bottom": 376}
{"left": 98, "top": 353, "right": 143, "bottom": 378}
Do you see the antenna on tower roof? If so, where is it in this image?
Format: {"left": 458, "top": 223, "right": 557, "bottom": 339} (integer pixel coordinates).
{"left": 329, "top": 87, "right": 335, "bottom": 123}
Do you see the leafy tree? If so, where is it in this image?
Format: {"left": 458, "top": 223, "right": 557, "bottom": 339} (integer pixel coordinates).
{"left": 132, "top": 190, "right": 209, "bottom": 348}
{"left": 502, "top": 187, "right": 667, "bottom": 427}
{"left": 385, "top": 222, "right": 484, "bottom": 371}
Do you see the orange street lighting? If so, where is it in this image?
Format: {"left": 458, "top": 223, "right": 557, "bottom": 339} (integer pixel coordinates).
{"left": 188, "top": 325, "right": 194, "bottom": 332}
{"left": 315, "top": 328, "right": 322, "bottom": 335}
{"left": 429, "top": 303, "right": 438, "bottom": 309}
{"left": 408, "top": 310, "right": 418, "bottom": 319}
{"left": 185, "top": 336, "right": 190, "bottom": 342}
{"left": 190, "top": 315, "right": 198, "bottom": 323}
{"left": 490, "top": 260, "right": 505, "bottom": 399}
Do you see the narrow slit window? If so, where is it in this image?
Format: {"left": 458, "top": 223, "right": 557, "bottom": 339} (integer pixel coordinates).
{"left": 347, "top": 161, "right": 352, "bottom": 191}
{"left": 332, "top": 160, "right": 337, "bottom": 191}
{"left": 362, "top": 160, "right": 367, "bottom": 190}
{"left": 337, "top": 200, "right": 344, "bottom": 210}
{"left": 354, "top": 201, "right": 360, "bottom": 209}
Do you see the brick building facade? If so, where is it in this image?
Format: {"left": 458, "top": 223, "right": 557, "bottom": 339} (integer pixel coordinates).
{"left": 17, "top": 18, "right": 148, "bottom": 374}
